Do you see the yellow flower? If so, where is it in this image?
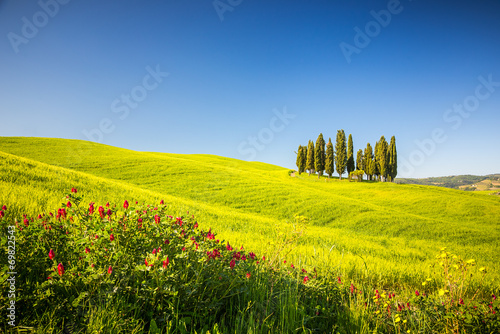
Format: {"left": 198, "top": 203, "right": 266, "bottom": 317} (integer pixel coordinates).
{"left": 422, "top": 282, "right": 426, "bottom": 286}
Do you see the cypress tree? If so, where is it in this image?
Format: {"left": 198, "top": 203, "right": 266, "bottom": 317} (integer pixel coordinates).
{"left": 356, "top": 149, "right": 363, "bottom": 171}
{"left": 364, "top": 143, "right": 374, "bottom": 181}
{"left": 301, "top": 144, "right": 307, "bottom": 173}
{"left": 306, "top": 140, "right": 315, "bottom": 175}
{"left": 346, "top": 134, "right": 355, "bottom": 175}
{"left": 325, "top": 138, "right": 334, "bottom": 178}
{"left": 314, "top": 133, "right": 326, "bottom": 178}
{"left": 376, "top": 136, "right": 389, "bottom": 182}
{"left": 388, "top": 136, "right": 397, "bottom": 182}
{"left": 335, "top": 129, "right": 347, "bottom": 180}
{"left": 296, "top": 145, "right": 306, "bottom": 175}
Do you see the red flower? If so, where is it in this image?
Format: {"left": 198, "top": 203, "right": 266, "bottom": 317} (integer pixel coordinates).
{"left": 0, "top": 210, "right": 4, "bottom": 219}
{"left": 89, "top": 203, "right": 95, "bottom": 215}
{"left": 249, "top": 252, "right": 256, "bottom": 260}
{"left": 415, "top": 290, "right": 420, "bottom": 296}
{"left": 152, "top": 248, "right": 157, "bottom": 255}
{"left": 2, "top": 205, "right": 6, "bottom": 210}
{"left": 163, "top": 257, "right": 169, "bottom": 268}
{"left": 123, "top": 200, "right": 129, "bottom": 209}
{"left": 230, "top": 259, "right": 236, "bottom": 269}
{"left": 85, "top": 247, "right": 90, "bottom": 253}
{"left": 302, "top": 268, "right": 307, "bottom": 273}
{"left": 138, "top": 218, "right": 143, "bottom": 223}
{"left": 66, "top": 201, "right": 72, "bottom": 208}
{"left": 154, "top": 214, "right": 160, "bottom": 224}
{"left": 106, "top": 209, "right": 112, "bottom": 217}
{"left": 71, "top": 188, "right": 77, "bottom": 193}
{"left": 303, "top": 276, "right": 309, "bottom": 284}
{"left": 57, "top": 263, "right": 64, "bottom": 276}
{"left": 23, "top": 218, "right": 29, "bottom": 227}
{"left": 110, "top": 234, "right": 114, "bottom": 241}
{"left": 106, "top": 202, "right": 110, "bottom": 207}
{"left": 337, "top": 276, "right": 343, "bottom": 284}
{"left": 350, "top": 283, "right": 355, "bottom": 293}
{"left": 193, "top": 222, "right": 198, "bottom": 229}
{"left": 160, "top": 199, "right": 164, "bottom": 204}
{"left": 98, "top": 206, "right": 105, "bottom": 218}
{"left": 246, "top": 273, "right": 251, "bottom": 279}
{"left": 108, "top": 266, "right": 112, "bottom": 274}
{"left": 49, "top": 249, "right": 55, "bottom": 260}
{"left": 459, "top": 298, "right": 464, "bottom": 305}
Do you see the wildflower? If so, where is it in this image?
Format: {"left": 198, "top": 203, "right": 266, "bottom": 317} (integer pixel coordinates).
{"left": 160, "top": 199, "right": 164, "bottom": 204}
{"left": 67, "top": 201, "right": 72, "bottom": 208}
{"left": 49, "top": 249, "right": 55, "bottom": 260}
{"left": 193, "top": 222, "right": 198, "bottom": 229}
{"left": 138, "top": 218, "right": 143, "bottom": 223}
{"left": 108, "top": 266, "right": 112, "bottom": 274}
{"left": 337, "top": 276, "right": 343, "bottom": 284}
{"left": 98, "top": 206, "right": 105, "bottom": 218}
{"left": 163, "top": 257, "right": 169, "bottom": 268}
{"left": 2, "top": 205, "right": 6, "bottom": 210}
{"left": 230, "top": 259, "right": 236, "bottom": 269}
{"left": 110, "top": 234, "right": 114, "bottom": 241}
{"left": 71, "top": 188, "right": 77, "bottom": 193}
{"left": 182, "top": 247, "right": 186, "bottom": 252}
{"left": 152, "top": 248, "right": 157, "bottom": 255}
{"left": 415, "top": 290, "right": 420, "bottom": 296}
{"left": 284, "top": 260, "right": 287, "bottom": 264}
{"left": 291, "top": 264, "right": 295, "bottom": 269}
{"left": 85, "top": 247, "right": 90, "bottom": 253}
{"left": 0, "top": 210, "right": 4, "bottom": 219}
{"left": 57, "top": 263, "right": 65, "bottom": 276}
{"left": 226, "top": 243, "right": 233, "bottom": 251}
{"left": 89, "top": 203, "right": 94, "bottom": 215}
{"left": 95, "top": 235, "right": 99, "bottom": 239}
{"left": 459, "top": 298, "right": 464, "bottom": 305}
{"left": 164, "top": 239, "right": 170, "bottom": 244}
{"left": 23, "top": 218, "right": 29, "bottom": 227}
{"left": 302, "top": 268, "right": 307, "bottom": 273}
{"left": 246, "top": 273, "right": 251, "bottom": 279}
{"left": 123, "top": 200, "right": 129, "bottom": 209}
{"left": 154, "top": 214, "right": 160, "bottom": 224}
{"left": 303, "top": 276, "right": 309, "bottom": 284}
{"left": 350, "top": 283, "right": 355, "bottom": 294}
{"left": 106, "top": 202, "right": 110, "bottom": 207}
{"left": 106, "top": 209, "right": 112, "bottom": 217}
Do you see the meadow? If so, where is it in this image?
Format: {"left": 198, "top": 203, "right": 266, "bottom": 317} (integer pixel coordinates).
{"left": 1, "top": 137, "right": 499, "bottom": 332}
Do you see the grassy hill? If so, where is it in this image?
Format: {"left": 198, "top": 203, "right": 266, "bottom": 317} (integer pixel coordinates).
{"left": 1, "top": 136, "right": 500, "bottom": 292}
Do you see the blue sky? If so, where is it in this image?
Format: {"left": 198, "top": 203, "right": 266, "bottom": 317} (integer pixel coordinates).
{"left": 1, "top": 0, "right": 499, "bottom": 178}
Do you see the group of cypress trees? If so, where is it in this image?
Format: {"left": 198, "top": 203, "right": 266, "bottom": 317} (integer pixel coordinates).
{"left": 296, "top": 131, "right": 398, "bottom": 182}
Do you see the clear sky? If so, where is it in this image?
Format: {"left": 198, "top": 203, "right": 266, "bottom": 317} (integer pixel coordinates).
{"left": 1, "top": 0, "right": 499, "bottom": 178}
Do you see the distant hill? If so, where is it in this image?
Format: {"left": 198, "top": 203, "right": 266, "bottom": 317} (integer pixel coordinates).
{"left": 396, "top": 174, "right": 500, "bottom": 191}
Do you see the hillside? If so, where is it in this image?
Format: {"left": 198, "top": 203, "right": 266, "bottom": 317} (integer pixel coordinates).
{"left": 397, "top": 174, "right": 500, "bottom": 190}
{"left": 1, "top": 137, "right": 500, "bottom": 290}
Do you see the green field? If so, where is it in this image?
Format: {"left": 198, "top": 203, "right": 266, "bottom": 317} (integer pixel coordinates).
{"left": 1, "top": 137, "right": 499, "bottom": 332}
{"left": 1, "top": 137, "right": 499, "bottom": 289}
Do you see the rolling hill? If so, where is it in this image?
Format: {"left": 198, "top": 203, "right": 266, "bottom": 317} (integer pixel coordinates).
{"left": 1, "top": 136, "right": 499, "bottom": 291}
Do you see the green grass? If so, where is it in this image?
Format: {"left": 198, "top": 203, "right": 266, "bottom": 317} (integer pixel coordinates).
{"left": 1, "top": 136, "right": 500, "bottom": 293}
